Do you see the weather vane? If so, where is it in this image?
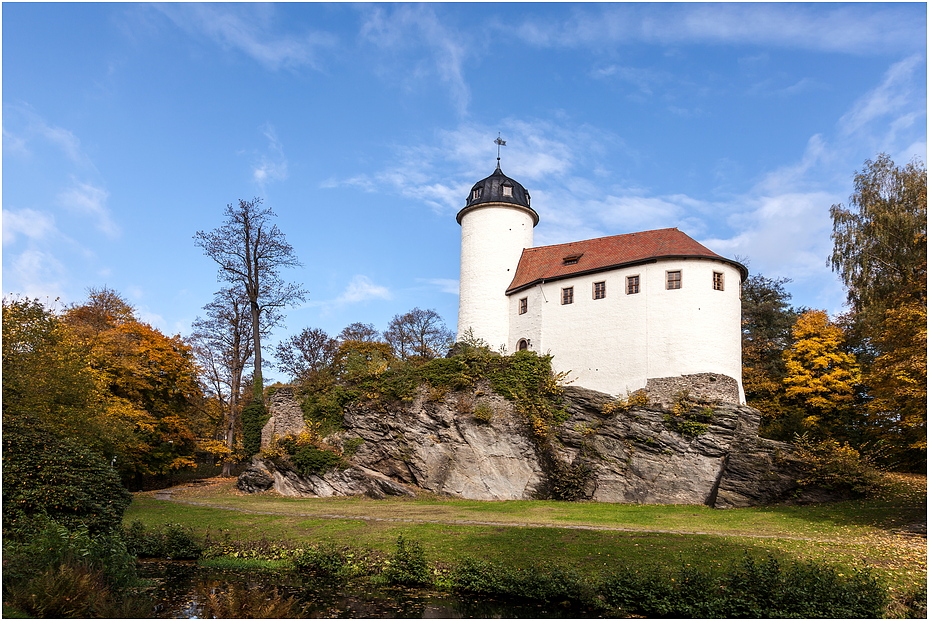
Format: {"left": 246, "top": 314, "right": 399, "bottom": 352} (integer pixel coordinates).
{"left": 495, "top": 133, "right": 506, "bottom": 167}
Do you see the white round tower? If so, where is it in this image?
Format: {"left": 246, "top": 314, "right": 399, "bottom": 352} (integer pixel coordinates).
{"left": 457, "top": 165, "right": 538, "bottom": 349}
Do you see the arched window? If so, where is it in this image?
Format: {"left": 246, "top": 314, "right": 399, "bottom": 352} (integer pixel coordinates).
{"left": 517, "top": 339, "right": 529, "bottom": 351}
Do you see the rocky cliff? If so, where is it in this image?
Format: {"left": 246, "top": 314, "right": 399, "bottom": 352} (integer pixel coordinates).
{"left": 241, "top": 381, "right": 811, "bottom": 508}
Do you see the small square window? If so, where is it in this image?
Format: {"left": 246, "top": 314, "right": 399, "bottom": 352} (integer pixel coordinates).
{"left": 472, "top": 188, "right": 481, "bottom": 200}
{"left": 593, "top": 281, "right": 606, "bottom": 300}
{"left": 713, "top": 272, "right": 724, "bottom": 291}
{"left": 667, "top": 271, "right": 682, "bottom": 290}
{"left": 518, "top": 297, "right": 528, "bottom": 314}
{"left": 502, "top": 185, "right": 513, "bottom": 197}
{"left": 626, "top": 275, "right": 640, "bottom": 295}
{"left": 562, "top": 287, "right": 574, "bottom": 305}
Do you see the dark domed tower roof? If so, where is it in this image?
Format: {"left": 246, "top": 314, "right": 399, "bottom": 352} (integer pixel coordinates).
{"left": 457, "top": 165, "right": 539, "bottom": 225}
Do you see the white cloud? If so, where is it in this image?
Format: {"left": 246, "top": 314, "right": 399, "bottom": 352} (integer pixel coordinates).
{"left": 708, "top": 191, "right": 837, "bottom": 278}
{"left": 513, "top": 4, "right": 924, "bottom": 56}
{"left": 58, "top": 181, "right": 120, "bottom": 238}
{"left": 3, "top": 208, "right": 57, "bottom": 244}
{"left": 359, "top": 4, "right": 471, "bottom": 115}
{"left": 252, "top": 124, "right": 289, "bottom": 186}
{"left": 336, "top": 275, "right": 392, "bottom": 304}
{"left": 6, "top": 248, "right": 67, "bottom": 300}
{"left": 157, "top": 4, "right": 337, "bottom": 71}
{"left": 839, "top": 55, "right": 925, "bottom": 137}
{"left": 304, "top": 275, "right": 393, "bottom": 309}
{"left": 3, "top": 104, "right": 95, "bottom": 169}
{"left": 332, "top": 118, "right": 612, "bottom": 217}
{"left": 418, "top": 278, "right": 459, "bottom": 295}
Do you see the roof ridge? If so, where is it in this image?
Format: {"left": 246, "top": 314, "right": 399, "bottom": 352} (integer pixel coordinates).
{"left": 527, "top": 227, "right": 686, "bottom": 253}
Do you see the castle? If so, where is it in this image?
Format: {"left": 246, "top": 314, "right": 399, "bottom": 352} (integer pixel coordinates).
{"left": 456, "top": 162, "right": 747, "bottom": 403}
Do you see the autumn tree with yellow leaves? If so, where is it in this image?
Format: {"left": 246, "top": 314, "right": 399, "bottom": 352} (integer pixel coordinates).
{"left": 782, "top": 310, "right": 861, "bottom": 438}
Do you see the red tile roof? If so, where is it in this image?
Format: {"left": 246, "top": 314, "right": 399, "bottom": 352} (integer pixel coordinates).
{"left": 506, "top": 228, "right": 747, "bottom": 294}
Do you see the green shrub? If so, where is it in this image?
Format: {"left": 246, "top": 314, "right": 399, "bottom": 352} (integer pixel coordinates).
{"left": 292, "top": 446, "right": 345, "bottom": 476}
{"left": 546, "top": 459, "right": 592, "bottom": 501}
{"left": 663, "top": 412, "right": 710, "bottom": 436}
{"left": 382, "top": 535, "right": 431, "bottom": 586}
{"left": 3, "top": 520, "right": 141, "bottom": 593}
{"left": 299, "top": 385, "right": 358, "bottom": 434}
{"left": 122, "top": 520, "right": 202, "bottom": 560}
{"left": 2, "top": 418, "right": 131, "bottom": 537}
{"left": 600, "top": 556, "right": 886, "bottom": 618}
{"left": 451, "top": 555, "right": 886, "bottom": 618}
{"left": 793, "top": 435, "right": 882, "bottom": 496}
{"left": 450, "top": 558, "right": 591, "bottom": 605}
{"left": 291, "top": 543, "right": 351, "bottom": 577}
{"left": 473, "top": 402, "right": 494, "bottom": 424}
{"left": 290, "top": 543, "right": 384, "bottom": 578}
{"left": 419, "top": 356, "right": 473, "bottom": 390}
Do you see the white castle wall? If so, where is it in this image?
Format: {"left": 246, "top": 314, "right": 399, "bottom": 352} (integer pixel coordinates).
{"left": 458, "top": 204, "right": 535, "bottom": 349}
{"left": 508, "top": 258, "right": 744, "bottom": 401}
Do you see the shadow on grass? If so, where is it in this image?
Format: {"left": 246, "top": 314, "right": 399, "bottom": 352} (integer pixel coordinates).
{"left": 749, "top": 474, "right": 927, "bottom": 533}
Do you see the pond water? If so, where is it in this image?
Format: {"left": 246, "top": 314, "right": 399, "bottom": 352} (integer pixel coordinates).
{"left": 138, "top": 560, "right": 607, "bottom": 619}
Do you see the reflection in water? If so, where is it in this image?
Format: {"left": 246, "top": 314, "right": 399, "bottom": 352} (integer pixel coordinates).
{"left": 138, "top": 560, "right": 605, "bottom": 619}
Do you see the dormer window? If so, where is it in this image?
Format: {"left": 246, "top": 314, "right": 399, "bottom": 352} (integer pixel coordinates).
{"left": 471, "top": 188, "right": 482, "bottom": 200}
{"left": 502, "top": 185, "right": 513, "bottom": 197}
{"left": 562, "top": 254, "right": 582, "bottom": 266}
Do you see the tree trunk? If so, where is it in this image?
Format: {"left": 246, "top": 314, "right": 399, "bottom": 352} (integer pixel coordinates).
{"left": 250, "top": 300, "right": 263, "bottom": 403}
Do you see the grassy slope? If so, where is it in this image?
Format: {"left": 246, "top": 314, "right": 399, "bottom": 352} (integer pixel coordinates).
{"left": 125, "top": 473, "right": 926, "bottom": 596}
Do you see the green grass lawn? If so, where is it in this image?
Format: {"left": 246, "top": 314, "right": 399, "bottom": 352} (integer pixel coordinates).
{"left": 125, "top": 473, "right": 926, "bottom": 597}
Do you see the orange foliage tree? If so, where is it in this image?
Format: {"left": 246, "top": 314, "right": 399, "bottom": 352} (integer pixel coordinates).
{"left": 63, "top": 288, "right": 204, "bottom": 485}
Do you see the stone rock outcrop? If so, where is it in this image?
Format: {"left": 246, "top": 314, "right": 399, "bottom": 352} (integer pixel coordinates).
{"left": 553, "top": 386, "right": 804, "bottom": 507}
{"left": 343, "top": 383, "right": 545, "bottom": 500}
{"left": 241, "top": 382, "right": 813, "bottom": 508}
{"left": 261, "top": 387, "right": 308, "bottom": 449}
{"left": 244, "top": 456, "right": 415, "bottom": 499}
{"left": 236, "top": 466, "right": 274, "bottom": 493}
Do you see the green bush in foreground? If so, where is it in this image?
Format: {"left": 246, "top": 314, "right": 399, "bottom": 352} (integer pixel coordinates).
{"left": 381, "top": 535, "right": 431, "bottom": 587}
{"left": 3, "top": 520, "right": 150, "bottom": 618}
{"left": 451, "top": 555, "right": 887, "bottom": 618}
{"left": 2, "top": 418, "right": 132, "bottom": 538}
{"left": 123, "top": 520, "right": 202, "bottom": 560}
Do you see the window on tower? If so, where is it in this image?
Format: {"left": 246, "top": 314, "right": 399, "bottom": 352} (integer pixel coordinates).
{"left": 562, "top": 287, "right": 574, "bottom": 305}
{"left": 472, "top": 188, "right": 482, "bottom": 200}
{"left": 667, "top": 270, "right": 682, "bottom": 290}
{"left": 713, "top": 271, "right": 725, "bottom": 291}
{"left": 502, "top": 185, "right": 513, "bottom": 197}
{"left": 518, "top": 297, "right": 528, "bottom": 314}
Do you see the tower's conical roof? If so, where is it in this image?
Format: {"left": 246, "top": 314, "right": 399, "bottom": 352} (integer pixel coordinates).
{"left": 457, "top": 165, "right": 538, "bottom": 224}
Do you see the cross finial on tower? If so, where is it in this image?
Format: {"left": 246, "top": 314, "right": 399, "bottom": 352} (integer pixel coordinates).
{"left": 495, "top": 133, "right": 506, "bottom": 169}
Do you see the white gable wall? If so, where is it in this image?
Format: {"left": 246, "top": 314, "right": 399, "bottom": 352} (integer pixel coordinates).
{"left": 508, "top": 258, "right": 744, "bottom": 400}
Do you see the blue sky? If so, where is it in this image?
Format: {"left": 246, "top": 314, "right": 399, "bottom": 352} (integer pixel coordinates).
{"left": 4, "top": 3, "right": 926, "bottom": 382}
